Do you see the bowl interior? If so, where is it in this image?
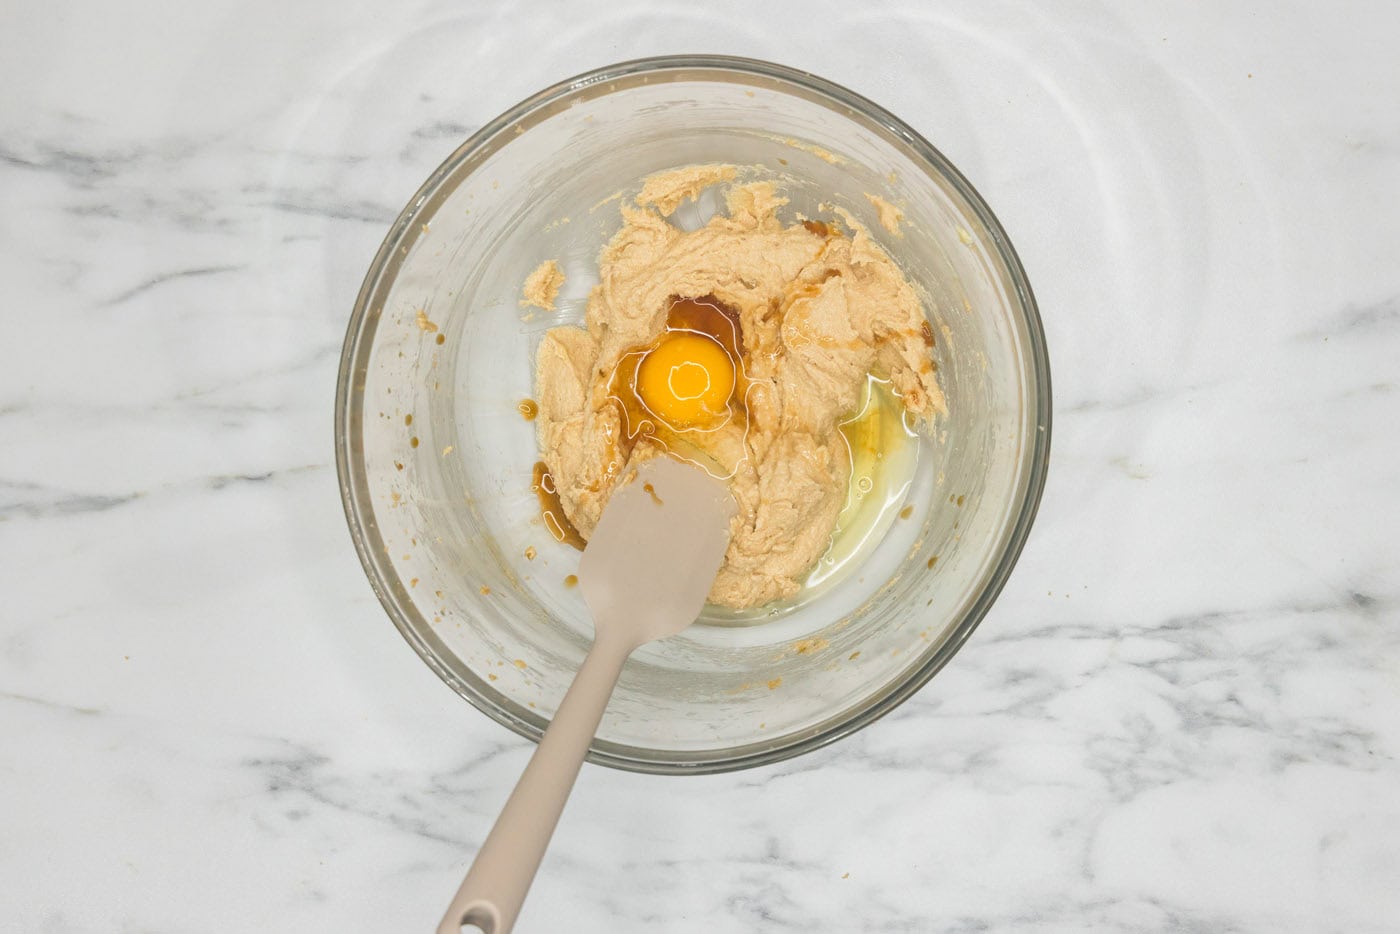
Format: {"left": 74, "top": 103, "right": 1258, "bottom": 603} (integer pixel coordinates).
{"left": 337, "top": 58, "right": 1049, "bottom": 773}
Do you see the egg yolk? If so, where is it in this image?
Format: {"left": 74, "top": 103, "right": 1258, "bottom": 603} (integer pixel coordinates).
{"left": 635, "top": 331, "right": 735, "bottom": 428}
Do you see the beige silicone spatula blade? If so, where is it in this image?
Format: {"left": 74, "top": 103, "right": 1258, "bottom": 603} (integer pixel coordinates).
{"left": 438, "top": 457, "right": 735, "bottom": 934}
{"left": 578, "top": 456, "right": 737, "bottom": 644}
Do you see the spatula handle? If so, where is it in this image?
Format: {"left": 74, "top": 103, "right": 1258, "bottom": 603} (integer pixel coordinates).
{"left": 437, "top": 635, "right": 632, "bottom": 934}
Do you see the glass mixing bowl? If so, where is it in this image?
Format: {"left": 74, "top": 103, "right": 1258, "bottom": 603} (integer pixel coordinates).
{"left": 335, "top": 55, "right": 1050, "bottom": 774}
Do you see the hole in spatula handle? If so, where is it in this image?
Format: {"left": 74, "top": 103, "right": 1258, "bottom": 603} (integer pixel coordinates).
{"left": 453, "top": 904, "right": 494, "bottom": 934}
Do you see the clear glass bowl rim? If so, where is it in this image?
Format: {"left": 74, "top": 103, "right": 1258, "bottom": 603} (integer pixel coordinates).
{"left": 334, "top": 54, "right": 1053, "bottom": 775}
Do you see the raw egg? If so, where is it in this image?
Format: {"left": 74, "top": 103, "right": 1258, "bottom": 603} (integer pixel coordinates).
{"left": 636, "top": 331, "right": 735, "bottom": 428}
{"left": 609, "top": 295, "right": 746, "bottom": 440}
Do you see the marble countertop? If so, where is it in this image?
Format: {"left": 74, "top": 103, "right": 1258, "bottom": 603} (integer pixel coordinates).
{"left": 4, "top": 1, "right": 1398, "bottom": 930}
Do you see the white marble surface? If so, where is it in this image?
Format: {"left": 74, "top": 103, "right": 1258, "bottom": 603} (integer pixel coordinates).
{"left": 3, "top": 1, "right": 1398, "bottom": 930}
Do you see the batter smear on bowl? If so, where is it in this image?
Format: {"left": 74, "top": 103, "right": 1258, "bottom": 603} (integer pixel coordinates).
{"left": 532, "top": 164, "right": 945, "bottom": 608}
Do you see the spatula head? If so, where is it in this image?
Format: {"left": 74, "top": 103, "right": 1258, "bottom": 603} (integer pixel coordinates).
{"left": 577, "top": 457, "right": 736, "bottom": 647}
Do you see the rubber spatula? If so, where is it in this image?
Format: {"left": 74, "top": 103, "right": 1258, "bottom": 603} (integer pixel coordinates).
{"left": 438, "top": 456, "right": 737, "bottom": 934}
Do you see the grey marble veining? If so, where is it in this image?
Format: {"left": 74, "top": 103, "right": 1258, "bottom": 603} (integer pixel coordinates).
{"left": 2, "top": 0, "right": 1399, "bottom": 931}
